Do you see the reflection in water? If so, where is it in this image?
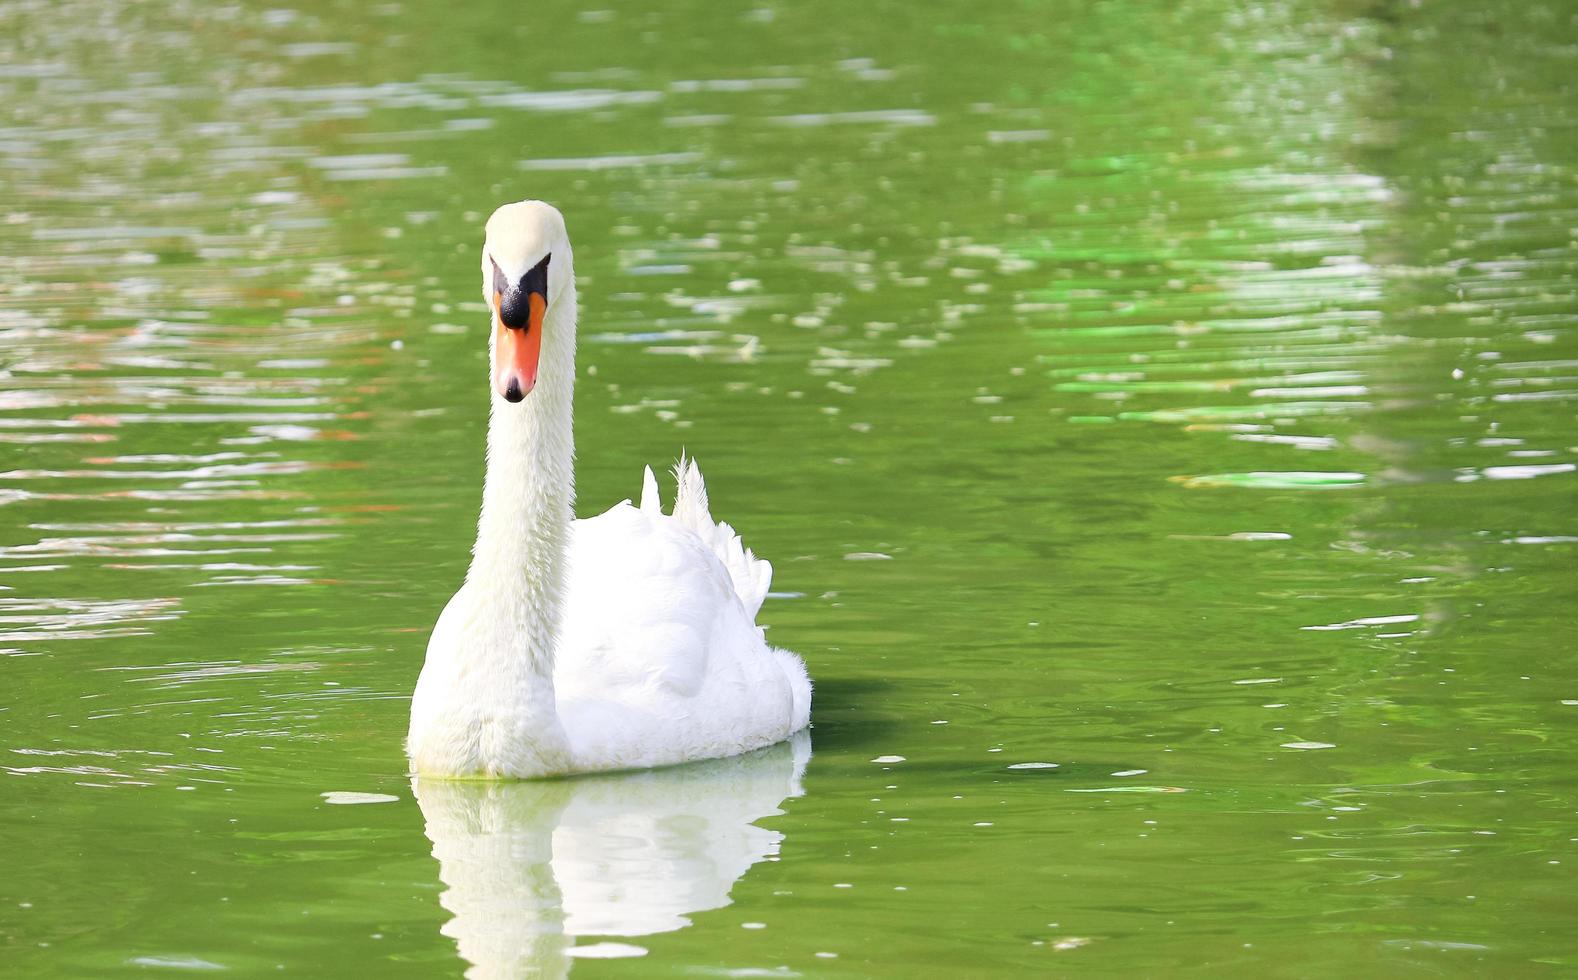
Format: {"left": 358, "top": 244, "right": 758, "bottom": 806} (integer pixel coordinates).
{"left": 414, "top": 731, "right": 809, "bottom": 978}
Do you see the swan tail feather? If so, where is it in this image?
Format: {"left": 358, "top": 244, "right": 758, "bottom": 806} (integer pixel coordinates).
{"left": 671, "top": 454, "right": 709, "bottom": 526}
{"left": 773, "top": 646, "right": 813, "bottom": 733}
{"left": 639, "top": 465, "right": 660, "bottom": 514}
{"left": 669, "top": 454, "right": 773, "bottom": 619}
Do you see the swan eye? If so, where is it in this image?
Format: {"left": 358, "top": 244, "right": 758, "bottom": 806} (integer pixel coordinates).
{"left": 490, "top": 256, "right": 509, "bottom": 298}
{"left": 521, "top": 253, "right": 551, "bottom": 300}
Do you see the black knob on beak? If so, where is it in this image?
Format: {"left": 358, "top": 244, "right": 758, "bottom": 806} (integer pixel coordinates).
{"left": 499, "top": 287, "right": 532, "bottom": 331}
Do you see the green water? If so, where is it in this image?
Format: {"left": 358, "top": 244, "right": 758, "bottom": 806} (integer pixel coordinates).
{"left": 3, "top": 0, "right": 1577, "bottom": 974}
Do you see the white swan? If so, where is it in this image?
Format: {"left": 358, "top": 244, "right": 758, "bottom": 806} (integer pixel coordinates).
{"left": 407, "top": 200, "right": 811, "bottom": 779}
{"left": 414, "top": 732, "right": 809, "bottom": 978}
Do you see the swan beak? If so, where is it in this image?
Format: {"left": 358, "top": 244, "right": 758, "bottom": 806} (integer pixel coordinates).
{"left": 494, "top": 290, "right": 545, "bottom": 402}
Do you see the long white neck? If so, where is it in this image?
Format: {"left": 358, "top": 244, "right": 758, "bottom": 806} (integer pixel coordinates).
{"left": 466, "top": 280, "right": 578, "bottom": 680}
{"left": 407, "top": 209, "right": 583, "bottom": 779}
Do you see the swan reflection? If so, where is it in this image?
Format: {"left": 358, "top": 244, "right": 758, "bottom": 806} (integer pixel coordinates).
{"left": 414, "top": 731, "right": 810, "bottom": 978}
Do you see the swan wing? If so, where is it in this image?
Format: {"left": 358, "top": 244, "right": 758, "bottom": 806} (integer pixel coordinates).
{"left": 670, "top": 456, "right": 773, "bottom": 619}
{"left": 557, "top": 493, "right": 750, "bottom": 699}
{"left": 552, "top": 462, "right": 807, "bottom": 770}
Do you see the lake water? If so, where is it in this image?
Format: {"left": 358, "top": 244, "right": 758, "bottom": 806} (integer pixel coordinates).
{"left": 3, "top": 0, "right": 1576, "bottom": 975}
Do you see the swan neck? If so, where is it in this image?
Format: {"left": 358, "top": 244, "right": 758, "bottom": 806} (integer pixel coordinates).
{"left": 467, "top": 293, "right": 577, "bottom": 671}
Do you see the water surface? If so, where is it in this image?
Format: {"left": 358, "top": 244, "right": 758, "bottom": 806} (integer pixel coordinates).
{"left": 3, "top": 0, "right": 1577, "bottom": 975}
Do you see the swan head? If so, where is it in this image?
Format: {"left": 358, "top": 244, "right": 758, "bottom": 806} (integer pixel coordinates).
{"left": 481, "top": 200, "right": 572, "bottom": 403}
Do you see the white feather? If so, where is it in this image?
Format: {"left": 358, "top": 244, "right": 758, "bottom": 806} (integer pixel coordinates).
{"left": 639, "top": 464, "right": 660, "bottom": 514}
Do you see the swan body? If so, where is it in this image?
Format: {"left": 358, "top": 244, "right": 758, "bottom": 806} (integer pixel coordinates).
{"left": 407, "top": 200, "right": 810, "bottom": 779}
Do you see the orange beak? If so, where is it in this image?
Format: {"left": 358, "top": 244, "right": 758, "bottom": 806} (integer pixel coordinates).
{"left": 494, "top": 290, "right": 545, "bottom": 402}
